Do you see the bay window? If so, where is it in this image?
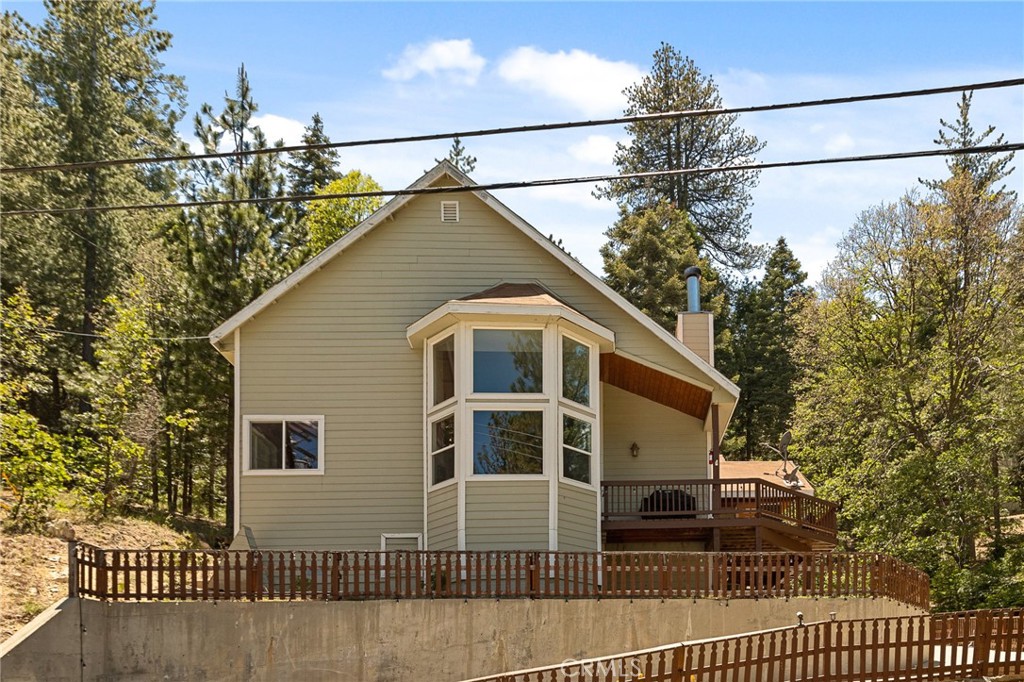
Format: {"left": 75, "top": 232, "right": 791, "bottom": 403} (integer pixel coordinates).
{"left": 414, "top": 301, "right": 611, "bottom": 492}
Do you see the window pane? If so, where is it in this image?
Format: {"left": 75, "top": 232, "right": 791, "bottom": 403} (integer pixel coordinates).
{"left": 286, "top": 420, "right": 319, "bottom": 469}
{"left": 432, "top": 335, "right": 455, "bottom": 405}
{"left": 562, "top": 337, "right": 590, "bottom": 406}
{"left": 473, "top": 410, "right": 543, "bottom": 475}
{"left": 563, "top": 448, "right": 591, "bottom": 484}
{"left": 473, "top": 329, "right": 543, "bottom": 393}
{"left": 250, "top": 422, "right": 283, "bottom": 469}
{"left": 432, "top": 414, "right": 455, "bottom": 452}
{"left": 562, "top": 415, "right": 592, "bottom": 453}
{"left": 432, "top": 447, "right": 455, "bottom": 485}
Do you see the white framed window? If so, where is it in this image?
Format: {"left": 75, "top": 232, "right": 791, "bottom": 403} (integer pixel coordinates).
{"left": 560, "top": 411, "right": 594, "bottom": 487}
{"left": 243, "top": 415, "right": 324, "bottom": 474}
{"left": 429, "top": 412, "right": 456, "bottom": 487}
{"left": 470, "top": 327, "right": 545, "bottom": 396}
{"left": 471, "top": 407, "right": 545, "bottom": 476}
{"left": 430, "top": 333, "right": 456, "bottom": 409}
{"left": 560, "top": 332, "right": 594, "bottom": 409}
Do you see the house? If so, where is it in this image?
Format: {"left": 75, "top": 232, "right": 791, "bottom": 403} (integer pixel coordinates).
{"left": 209, "top": 161, "right": 836, "bottom": 555}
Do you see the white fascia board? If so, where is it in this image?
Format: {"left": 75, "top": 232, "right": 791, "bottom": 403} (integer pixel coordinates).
{"left": 208, "top": 159, "right": 738, "bottom": 401}
{"left": 208, "top": 163, "right": 458, "bottom": 350}
{"left": 406, "top": 301, "right": 615, "bottom": 351}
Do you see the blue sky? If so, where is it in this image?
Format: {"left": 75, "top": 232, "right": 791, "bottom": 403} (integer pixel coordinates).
{"left": 10, "top": 1, "right": 1024, "bottom": 282}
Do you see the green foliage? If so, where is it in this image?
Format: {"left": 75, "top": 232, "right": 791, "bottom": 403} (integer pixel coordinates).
{"left": 436, "top": 136, "right": 477, "bottom": 174}
{"left": 0, "top": 289, "right": 70, "bottom": 530}
{"left": 601, "top": 202, "right": 729, "bottom": 338}
{"left": 792, "top": 99, "right": 1023, "bottom": 608}
{"left": 726, "top": 239, "right": 809, "bottom": 458}
{"left": 306, "top": 171, "right": 384, "bottom": 253}
{"left": 77, "top": 279, "right": 164, "bottom": 514}
{"left": 287, "top": 112, "right": 341, "bottom": 219}
{"left": 600, "top": 43, "right": 766, "bottom": 269}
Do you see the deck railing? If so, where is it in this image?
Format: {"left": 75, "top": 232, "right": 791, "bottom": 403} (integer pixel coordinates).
{"left": 466, "top": 608, "right": 1024, "bottom": 682}
{"left": 601, "top": 478, "right": 838, "bottom": 538}
{"left": 71, "top": 544, "right": 928, "bottom": 608}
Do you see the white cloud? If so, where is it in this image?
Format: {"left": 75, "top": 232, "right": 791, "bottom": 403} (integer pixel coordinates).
{"left": 252, "top": 114, "right": 306, "bottom": 146}
{"left": 568, "top": 135, "right": 619, "bottom": 165}
{"left": 497, "top": 47, "right": 643, "bottom": 117}
{"left": 824, "top": 133, "right": 856, "bottom": 154}
{"left": 383, "top": 39, "right": 486, "bottom": 86}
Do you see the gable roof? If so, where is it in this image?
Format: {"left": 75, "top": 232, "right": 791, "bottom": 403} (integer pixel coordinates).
{"left": 209, "top": 160, "right": 739, "bottom": 403}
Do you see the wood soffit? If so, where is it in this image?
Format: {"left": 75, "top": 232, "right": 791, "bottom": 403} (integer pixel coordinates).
{"left": 600, "top": 353, "right": 712, "bottom": 420}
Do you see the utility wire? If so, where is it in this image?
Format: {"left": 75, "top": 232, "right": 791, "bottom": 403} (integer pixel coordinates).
{"left": 6, "top": 323, "right": 211, "bottom": 342}
{"left": 3, "top": 142, "right": 1020, "bottom": 218}
{"left": 2, "top": 77, "right": 1022, "bottom": 176}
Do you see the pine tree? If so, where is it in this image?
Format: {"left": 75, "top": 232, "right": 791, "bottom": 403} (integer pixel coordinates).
{"left": 600, "top": 43, "right": 765, "bottom": 270}
{"left": 23, "top": 0, "right": 185, "bottom": 368}
{"left": 600, "top": 202, "right": 728, "bottom": 334}
{"left": 173, "top": 64, "right": 302, "bottom": 524}
{"left": 728, "top": 238, "right": 809, "bottom": 458}
{"left": 287, "top": 112, "right": 341, "bottom": 216}
{"left": 436, "top": 136, "right": 477, "bottom": 174}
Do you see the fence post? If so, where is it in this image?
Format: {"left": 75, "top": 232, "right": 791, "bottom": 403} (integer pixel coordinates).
{"left": 973, "top": 610, "right": 992, "bottom": 678}
{"left": 95, "top": 549, "right": 107, "bottom": 600}
{"left": 67, "top": 540, "right": 79, "bottom": 598}
{"left": 670, "top": 645, "right": 686, "bottom": 682}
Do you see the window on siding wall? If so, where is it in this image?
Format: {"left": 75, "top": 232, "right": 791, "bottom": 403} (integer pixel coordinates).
{"left": 561, "top": 414, "right": 592, "bottom": 484}
{"left": 247, "top": 418, "right": 321, "bottom": 471}
{"left": 472, "top": 409, "right": 543, "bottom": 475}
{"left": 432, "top": 334, "right": 455, "bottom": 406}
{"left": 561, "top": 336, "right": 590, "bottom": 407}
{"left": 473, "top": 329, "right": 543, "bottom": 393}
{"left": 431, "top": 413, "right": 455, "bottom": 485}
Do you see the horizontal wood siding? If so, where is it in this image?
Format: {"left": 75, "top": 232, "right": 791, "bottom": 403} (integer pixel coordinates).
{"left": 602, "top": 384, "right": 708, "bottom": 480}
{"left": 557, "top": 483, "right": 598, "bottom": 551}
{"left": 427, "top": 484, "right": 458, "bottom": 550}
{"left": 465, "top": 481, "right": 548, "bottom": 550}
{"left": 238, "top": 189, "right": 714, "bottom": 549}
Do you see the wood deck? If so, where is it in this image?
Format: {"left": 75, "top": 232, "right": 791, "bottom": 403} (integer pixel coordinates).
{"left": 601, "top": 478, "right": 839, "bottom": 552}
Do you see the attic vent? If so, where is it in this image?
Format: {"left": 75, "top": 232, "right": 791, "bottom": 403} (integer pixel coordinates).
{"left": 440, "top": 201, "right": 460, "bottom": 223}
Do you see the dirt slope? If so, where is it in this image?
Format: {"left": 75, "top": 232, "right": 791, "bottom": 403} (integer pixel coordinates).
{"left": 0, "top": 512, "right": 193, "bottom": 642}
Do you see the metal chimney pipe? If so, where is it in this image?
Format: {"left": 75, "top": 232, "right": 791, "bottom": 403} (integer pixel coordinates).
{"left": 683, "top": 265, "right": 702, "bottom": 313}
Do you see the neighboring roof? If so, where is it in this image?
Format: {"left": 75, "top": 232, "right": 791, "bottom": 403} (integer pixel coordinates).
{"left": 719, "top": 458, "right": 815, "bottom": 495}
{"left": 209, "top": 160, "right": 739, "bottom": 404}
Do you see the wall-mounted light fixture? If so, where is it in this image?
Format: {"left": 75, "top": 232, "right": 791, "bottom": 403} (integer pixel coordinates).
{"left": 630, "top": 442, "right": 640, "bottom": 458}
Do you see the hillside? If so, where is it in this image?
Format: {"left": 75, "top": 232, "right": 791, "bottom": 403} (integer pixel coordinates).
{"left": 0, "top": 505, "right": 224, "bottom": 642}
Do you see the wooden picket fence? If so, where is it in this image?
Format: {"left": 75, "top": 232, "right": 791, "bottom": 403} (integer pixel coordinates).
{"left": 71, "top": 543, "right": 929, "bottom": 609}
{"left": 467, "top": 609, "right": 1024, "bottom": 682}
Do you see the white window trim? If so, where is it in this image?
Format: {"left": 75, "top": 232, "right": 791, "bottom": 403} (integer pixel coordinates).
{"left": 421, "top": 316, "right": 605, "bottom": 552}
{"left": 466, "top": 324, "right": 548, "bottom": 400}
{"left": 466, "top": 403, "right": 547, "bottom": 481}
{"left": 558, "top": 330, "right": 598, "bottom": 416}
{"left": 380, "top": 533, "right": 423, "bottom": 551}
{"left": 427, "top": 409, "right": 457, "bottom": 492}
{"left": 427, "top": 332, "right": 457, "bottom": 412}
{"left": 242, "top": 415, "right": 325, "bottom": 475}
{"left": 558, "top": 408, "right": 597, "bottom": 491}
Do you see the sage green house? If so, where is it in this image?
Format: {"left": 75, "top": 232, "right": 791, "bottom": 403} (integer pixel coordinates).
{"left": 210, "top": 160, "right": 755, "bottom": 555}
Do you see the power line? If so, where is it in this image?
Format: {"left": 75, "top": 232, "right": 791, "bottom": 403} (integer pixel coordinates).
{"left": 2, "top": 77, "right": 1021, "bottom": 176}
{"left": 2, "top": 142, "right": 1020, "bottom": 218}
{"left": 5, "top": 323, "right": 210, "bottom": 342}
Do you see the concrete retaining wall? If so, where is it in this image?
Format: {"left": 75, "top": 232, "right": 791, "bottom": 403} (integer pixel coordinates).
{"left": 1, "top": 597, "right": 924, "bottom": 681}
